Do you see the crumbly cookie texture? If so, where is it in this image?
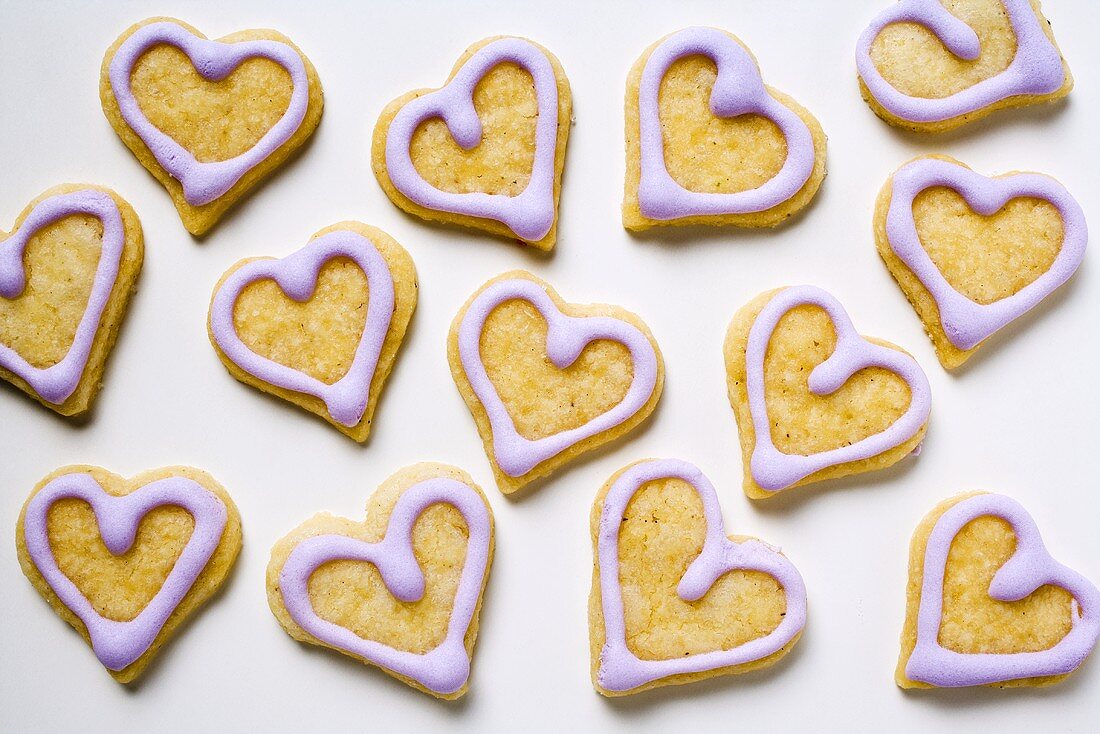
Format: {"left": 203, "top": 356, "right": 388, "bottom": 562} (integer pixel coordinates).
{"left": 100, "top": 17, "right": 324, "bottom": 235}
{"left": 623, "top": 29, "right": 827, "bottom": 229}
{"left": 371, "top": 36, "right": 571, "bottom": 250}
{"left": 0, "top": 184, "right": 143, "bottom": 415}
{"left": 15, "top": 465, "right": 242, "bottom": 683}
{"left": 724, "top": 289, "right": 926, "bottom": 498}
{"left": 266, "top": 463, "right": 494, "bottom": 700}
{"left": 208, "top": 222, "right": 417, "bottom": 441}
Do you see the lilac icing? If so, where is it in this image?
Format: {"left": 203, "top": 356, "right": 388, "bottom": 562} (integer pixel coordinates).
{"left": 278, "top": 477, "right": 492, "bottom": 696}
{"left": 886, "top": 157, "right": 1087, "bottom": 350}
{"left": 456, "top": 277, "right": 659, "bottom": 478}
{"left": 907, "top": 493, "right": 1100, "bottom": 686}
{"left": 21, "top": 472, "right": 229, "bottom": 671}
{"left": 596, "top": 459, "right": 807, "bottom": 692}
{"left": 209, "top": 229, "right": 396, "bottom": 428}
{"left": 636, "top": 27, "right": 816, "bottom": 220}
{"left": 856, "top": 0, "right": 1065, "bottom": 124}
{"left": 0, "top": 190, "right": 126, "bottom": 404}
{"left": 745, "top": 286, "right": 932, "bottom": 492}
{"left": 384, "top": 38, "right": 560, "bottom": 241}
{"left": 108, "top": 21, "right": 310, "bottom": 206}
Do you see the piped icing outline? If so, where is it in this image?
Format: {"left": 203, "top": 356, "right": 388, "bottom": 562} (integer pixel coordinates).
{"left": 595, "top": 459, "right": 807, "bottom": 692}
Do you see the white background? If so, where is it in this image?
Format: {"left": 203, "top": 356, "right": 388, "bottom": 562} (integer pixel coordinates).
{"left": 1, "top": 1, "right": 1098, "bottom": 731}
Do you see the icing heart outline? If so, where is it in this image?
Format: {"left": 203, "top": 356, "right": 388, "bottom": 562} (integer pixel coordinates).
{"left": 746, "top": 286, "right": 932, "bottom": 492}
{"left": 0, "top": 189, "right": 126, "bottom": 405}
{"left": 108, "top": 20, "right": 310, "bottom": 206}
{"left": 383, "top": 37, "right": 561, "bottom": 241}
{"left": 907, "top": 493, "right": 1100, "bottom": 687}
{"left": 636, "top": 26, "right": 816, "bottom": 219}
{"left": 208, "top": 229, "right": 396, "bottom": 428}
{"left": 856, "top": 0, "right": 1065, "bottom": 123}
{"left": 886, "top": 157, "right": 1087, "bottom": 351}
{"left": 278, "top": 477, "right": 492, "bottom": 696}
{"left": 595, "top": 459, "right": 807, "bottom": 692}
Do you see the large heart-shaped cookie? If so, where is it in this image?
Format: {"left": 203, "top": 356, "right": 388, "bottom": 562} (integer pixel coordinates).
{"left": 372, "top": 36, "right": 571, "bottom": 250}
{"left": 101, "top": 17, "right": 324, "bottom": 235}
{"left": 16, "top": 465, "right": 242, "bottom": 683}
{"left": 725, "top": 286, "right": 931, "bottom": 497}
{"left": 266, "top": 463, "right": 493, "bottom": 700}
{"left": 448, "top": 271, "right": 664, "bottom": 495}
{"left": 876, "top": 155, "right": 1086, "bottom": 369}
{"left": 856, "top": 0, "right": 1072, "bottom": 132}
{"left": 898, "top": 492, "right": 1100, "bottom": 688}
{"left": 623, "top": 26, "right": 826, "bottom": 230}
{"left": 590, "top": 459, "right": 807, "bottom": 695}
{"left": 208, "top": 222, "right": 417, "bottom": 441}
{"left": 1, "top": 185, "right": 143, "bottom": 415}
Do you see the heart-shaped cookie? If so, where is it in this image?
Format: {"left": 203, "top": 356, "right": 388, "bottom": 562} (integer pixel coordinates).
{"left": 590, "top": 459, "right": 807, "bottom": 695}
{"left": 267, "top": 463, "right": 493, "bottom": 700}
{"left": 898, "top": 492, "right": 1100, "bottom": 688}
{"left": 1, "top": 185, "right": 143, "bottom": 415}
{"left": 856, "top": 0, "right": 1072, "bottom": 132}
{"left": 623, "top": 27, "right": 826, "bottom": 230}
{"left": 101, "top": 17, "right": 324, "bottom": 235}
{"left": 208, "top": 222, "right": 416, "bottom": 441}
{"left": 372, "top": 36, "right": 571, "bottom": 250}
{"left": 725, "top": 286, "right": 931, "bottom": 497}
{"left": 876, "top": 155, "right": 1086, "bottom": 369}
{"left": 16, "top": 465, "right": 242, "bottom": 683}
{"left": 448, "top": 271, "right": 664, "bottom": 495}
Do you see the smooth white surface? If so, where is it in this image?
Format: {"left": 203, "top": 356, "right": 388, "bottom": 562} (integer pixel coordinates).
{"left": 1, "top": 1, "right": 1098, "bottom": 731}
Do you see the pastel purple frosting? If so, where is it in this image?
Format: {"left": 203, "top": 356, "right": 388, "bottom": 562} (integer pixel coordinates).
{"left": 278, "top": 477, "right": 492, "bottom": 696}
{"left": 856, "top": 0, "right": 1065, "bottom": 123}
{"left": 384, "top": 38, "right": 560, "bottom": 241}
{"left": 886, "top": 157, "right": 1087, "bottom": 350}
{"left": 745, "top": 286, "right": 932, "bottom": 492}
{"left": 22, "top": 472, "right": 229, "bottom": 671}
{"left": 636, "top": 27, "right": 816, "bottom": 220}
{"left": 456, "top": 277, "right": 659, "bottom": 477}
{"left": 208, "top": 229, "right": 396, "bottom": 428}
{"left": 108, "top": 21, "right": 310, "bottom": 206}
{"left": 0, "top": 190, "right": 126, "bottom": 404}
{"left": 596, "top": 459, "right": 807, "bottom": 692}
{"left": 907, "top": 493, "right": 1100, "bottom": 686}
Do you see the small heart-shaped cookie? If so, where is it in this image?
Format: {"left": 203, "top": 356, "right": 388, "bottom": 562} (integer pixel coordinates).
{"left": 590, "top": 459, "right": 807, "bottom": 695}
{"left": 1, "top": 185, "right": 143, "bottom": 415}
{"left": 16, "top": 465, "right": 242, "bottom": 683}
{"left": 725, "top": 286, "right": 931, "bottom": 497}
{"left": 898, "top": 492, "right": 1099, "bottom": 688}
{"left": 208, "top": 222, "right": 416, "bottom": 441}
{"left": 101, "top": 17, "right": 324, "bottom": 235}
{"left": 267, "top": 463, "right": 494, "bottom": 700}
{"left": 876, "top": 155, "right": 1086, "bottom": 369}
{"left": 372, "top": 36, "right": 571, "bottom": 250}
{"left": 448, "top": 271, "right": 664, "bottom": 494}
{"left": 623, "top": 27, "right": 826, "bottom": 230}
{"left": 856, "top": 0, "right": 1072, "bottom": 132}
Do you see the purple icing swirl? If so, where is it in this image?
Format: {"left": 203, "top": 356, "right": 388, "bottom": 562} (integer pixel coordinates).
{"left": 22, "top": 472, "right": 229, "bottom": 671}
{"left": 745, "top": 286, "right": 932, "bottom": 492}
{"left": 596, "top": 459, "right": 807, "bottom": 692}
{"left": 278, "top": 477, "right": 492, "bottom": 696}
{"left": 907, "top": 493, "right": 1100, "bottom": 686}
{"left": 209, "top": 229, "right": 396, "bottom": 428}
{"left": 0, "top": 190, "right": 126, "bottom": 404}
{"left": 886, "top": 157, "right": 1087, "bottom": 350}
{"left": 456, "top": 277, "right": 659, "bottom": 478}
{"left": 108, "top": 21, "right": 310, "bottom": 206}
{"left": 384, "top": 38, "right": 560, "bottom": 241}
{"left": 856, "top": 0, "right": 1065, "bottom": 124}
{"left": 636, "top": 27, "right": 816, "bottom": 219}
